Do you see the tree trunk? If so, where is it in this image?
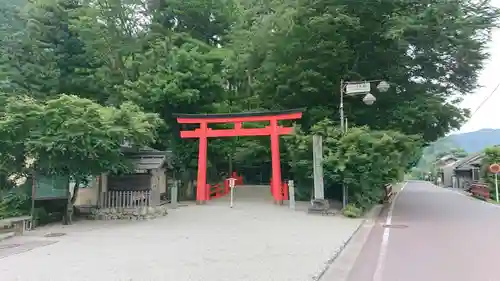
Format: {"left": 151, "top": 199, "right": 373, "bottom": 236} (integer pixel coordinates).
{"left": 63, "top": 178, "right": 79, "bottom": 225}
{"left": 96, "top": 175, "right": 102, "bottom": 208}
{"left": 71, "top": 183, "right": 80, "bottom": 205}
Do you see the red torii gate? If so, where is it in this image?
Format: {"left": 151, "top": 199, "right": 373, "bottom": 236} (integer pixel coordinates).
{"left": 174, "top": 109, "right": 303, "bottom": 204}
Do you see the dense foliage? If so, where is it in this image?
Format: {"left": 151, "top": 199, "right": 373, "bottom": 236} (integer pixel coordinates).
{"left": 286, "top": 120, "right": 422, "bottom": 210}
{"left": 0, "top": 0, "right": 498, "bottom": 216}
{"left": 0, "top": 189, "right": 30, "bottom": 219}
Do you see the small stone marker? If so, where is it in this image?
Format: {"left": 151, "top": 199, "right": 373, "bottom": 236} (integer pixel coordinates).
{"left": 171, "top": 180, "right": 179, "bottom": 209}
{"left": 288, "top": 180, "right": 296, "bottom": 210}
{"left": 228, "top": 178, "right": 236, "bottom": 208}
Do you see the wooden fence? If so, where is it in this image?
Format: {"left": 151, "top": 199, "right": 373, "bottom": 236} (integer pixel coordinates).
{"left": 99, "top": 190, "right": 152, "bottom": 209}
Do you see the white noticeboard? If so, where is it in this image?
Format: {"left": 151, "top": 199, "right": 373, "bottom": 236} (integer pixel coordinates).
{"left": 345, "top": 82, "right": 371, "bottom": 95}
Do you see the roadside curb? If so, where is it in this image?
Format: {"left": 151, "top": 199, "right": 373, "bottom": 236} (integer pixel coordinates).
{"left": 0, "top": 232, "right": 15, "bottom": 242}
{"left": 312, "top": 204, "right": 384, "bottom": 281}
{"left": 445, "top": 187, "right": 500, "bottom": 209}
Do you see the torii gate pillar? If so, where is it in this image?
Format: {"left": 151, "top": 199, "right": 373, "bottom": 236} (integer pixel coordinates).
{"left": 175, "top": 109, "right": 303, "bottom": 204}
{"left": 269, "top": 118, "right": 282, "bottom": 203}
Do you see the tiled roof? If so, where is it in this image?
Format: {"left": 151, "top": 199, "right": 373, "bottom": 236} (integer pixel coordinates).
{"left": 122, "top": 147, "right": 174, "bottom": 170}
{"left": 454, "top": 152, "right": 483, "bottom": 171}
{"left": 128, "top": 154, "right": 167, "bottom": 170}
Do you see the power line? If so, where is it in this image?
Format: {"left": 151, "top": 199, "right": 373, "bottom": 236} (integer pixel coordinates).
{"left": 454, "top": 82, "right": 500, "bottom": 133}
{"left": 469, "top": 82, "right": 500, "bottom": 117}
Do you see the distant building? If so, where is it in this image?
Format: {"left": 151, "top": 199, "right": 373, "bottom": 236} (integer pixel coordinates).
{"left": 435, "top": 154, "right": 460, "bottom": 187}
{"left": 438, "top": 160, "right": 459, "bottom": 187}
{"left": 452, "top": 152, "right": 483, "bottom": 189}
{"left": 436, "top": 154, "right": 459, "bottom": 166}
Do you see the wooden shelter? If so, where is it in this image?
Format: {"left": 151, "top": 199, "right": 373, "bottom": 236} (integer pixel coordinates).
{"left": 75, "top": 147, "right": 174, "bottom": 210}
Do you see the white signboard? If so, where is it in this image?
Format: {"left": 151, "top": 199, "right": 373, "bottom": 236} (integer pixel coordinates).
{"left": 345, "top": 82, "right": 371, "bottom": 95}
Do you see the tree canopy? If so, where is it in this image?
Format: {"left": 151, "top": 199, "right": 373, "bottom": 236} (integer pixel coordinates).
{"left": 0, "top": 0, "right": 498, "bottom": 212}
{"left": 0, "top": 94, "right": 162, "bottom": 182}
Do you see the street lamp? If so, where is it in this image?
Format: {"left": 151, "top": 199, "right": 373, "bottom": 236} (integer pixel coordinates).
{"left": 338, "top": 79, "right": 390, "bottom": 208}
{"left": 376, "top": 80, "right": 390, "bottom": 92}
{"left": 362, "top": 93, "right": 376, "bottom": 105}
{"left": 339, "top": 79, "right": 390, "bottom": 131}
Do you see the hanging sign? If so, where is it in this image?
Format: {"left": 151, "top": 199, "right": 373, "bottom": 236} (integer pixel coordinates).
{"left": 489, "top": 163, "right": 500, "bottom": 174}
{"left": 345, "top": 82, "right": 371, "bottom": 95}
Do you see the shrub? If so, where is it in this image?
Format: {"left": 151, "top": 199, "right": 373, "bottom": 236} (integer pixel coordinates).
{"left": 33, "top": 207, "right": 50, "bottom": 225}
{"left": 285, "top": 119, "right": 422, "bottom": 209}
{"left": 0, "top": 189, "right": 30, "bottom": 219}
{"left": 341, "top": 204, "right": 363, "bottom": 218}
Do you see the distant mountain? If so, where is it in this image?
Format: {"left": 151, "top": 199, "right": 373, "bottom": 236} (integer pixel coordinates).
{"left": 448, "top": 129, "right": 500, "bottom": 153}
{"left": 414, "top": 129, "right": 500, "bottom": 174}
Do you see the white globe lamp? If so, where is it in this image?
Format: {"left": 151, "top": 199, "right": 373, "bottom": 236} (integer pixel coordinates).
{"left": 376, "top": 80, "right": 390, "bottom": 92}
{"left": 362, "top": 93, "right": 376, "bottom": 105}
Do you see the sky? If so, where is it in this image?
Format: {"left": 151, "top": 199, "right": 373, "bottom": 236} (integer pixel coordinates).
{"left": 457, "top": 0, "right": 500, "bottom": 134}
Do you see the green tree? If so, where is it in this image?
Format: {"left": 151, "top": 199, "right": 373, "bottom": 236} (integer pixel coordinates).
{"left": 285, "top": 119, "right": 422, "bottom": 210}
{"left": 226, "top": 0, "right": 498, "bottom": 141}
{"left": 0, "top": 0, "right": 27, "bottom": 88}
{"left": 0, "top": 94, "right": 162, "bottom": 223}
{"left": 150, "top": 0, "right": 238, "bottom": 46}
{"left": 2, "top": 0, "right": 102, "bottom": 99}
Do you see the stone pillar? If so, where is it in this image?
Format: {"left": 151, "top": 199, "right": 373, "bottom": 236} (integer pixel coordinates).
{"left": 171, "top": 180, "right": 179, "bottom": 209}
{"left": 312, "top": 135, "right": 325, "bottom": 200}
{"left": 150, "top": 169, "right": 161, "bottom": 206}
{"left": 101, "top": 173, "right": 108, "bottom": 192}
{"left": 97, "top": 173, "right": 108, "bottom": 209}
{"left": 288, "top": 180, "right": 296, "bottom": 210}
{"left": 159, "top": 168, "right": 167, "bottom": 194}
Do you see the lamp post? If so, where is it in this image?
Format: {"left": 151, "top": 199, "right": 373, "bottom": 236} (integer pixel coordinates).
{"left": 340, "top": 79, "right": 390, "bottom": 132}
{"left": 339, "top": 79, "right": 390, "bottom": 208}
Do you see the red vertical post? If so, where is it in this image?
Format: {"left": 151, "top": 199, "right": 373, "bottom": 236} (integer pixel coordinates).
{"left": 270, "top": 118, "right": 283, "bottom": 203}
{"left": 196, "top": 122, "right": 208, "bottom": 203}
{"left": 224, "top": 179, "right": 229, "bottom": 194}
{"left": 206, "top": 184, "right": 211, "bottom": 200}
{"left": 283, "top": 181, "right": 289, "bottom": 200}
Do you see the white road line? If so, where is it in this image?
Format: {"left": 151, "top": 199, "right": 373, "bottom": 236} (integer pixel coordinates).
{"left": 372, "top": 181, "right": 408, "bottom": 281}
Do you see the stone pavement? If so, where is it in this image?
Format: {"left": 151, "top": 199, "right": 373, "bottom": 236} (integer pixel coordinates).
{"left": 0, "top": 185, "right": 363, "bottom": 281}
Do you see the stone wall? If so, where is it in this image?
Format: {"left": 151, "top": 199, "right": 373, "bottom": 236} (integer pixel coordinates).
{"left": 90, "top": 206, "right": 168, "bottom": 220}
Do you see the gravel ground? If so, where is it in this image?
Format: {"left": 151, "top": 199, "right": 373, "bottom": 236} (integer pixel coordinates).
{"left": 0, "top": 185, "right": 362, "bottom": 281}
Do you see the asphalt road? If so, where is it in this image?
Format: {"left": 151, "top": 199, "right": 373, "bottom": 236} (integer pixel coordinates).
{"left": 346, "top": 180, "right": 500, "bottom": 281}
